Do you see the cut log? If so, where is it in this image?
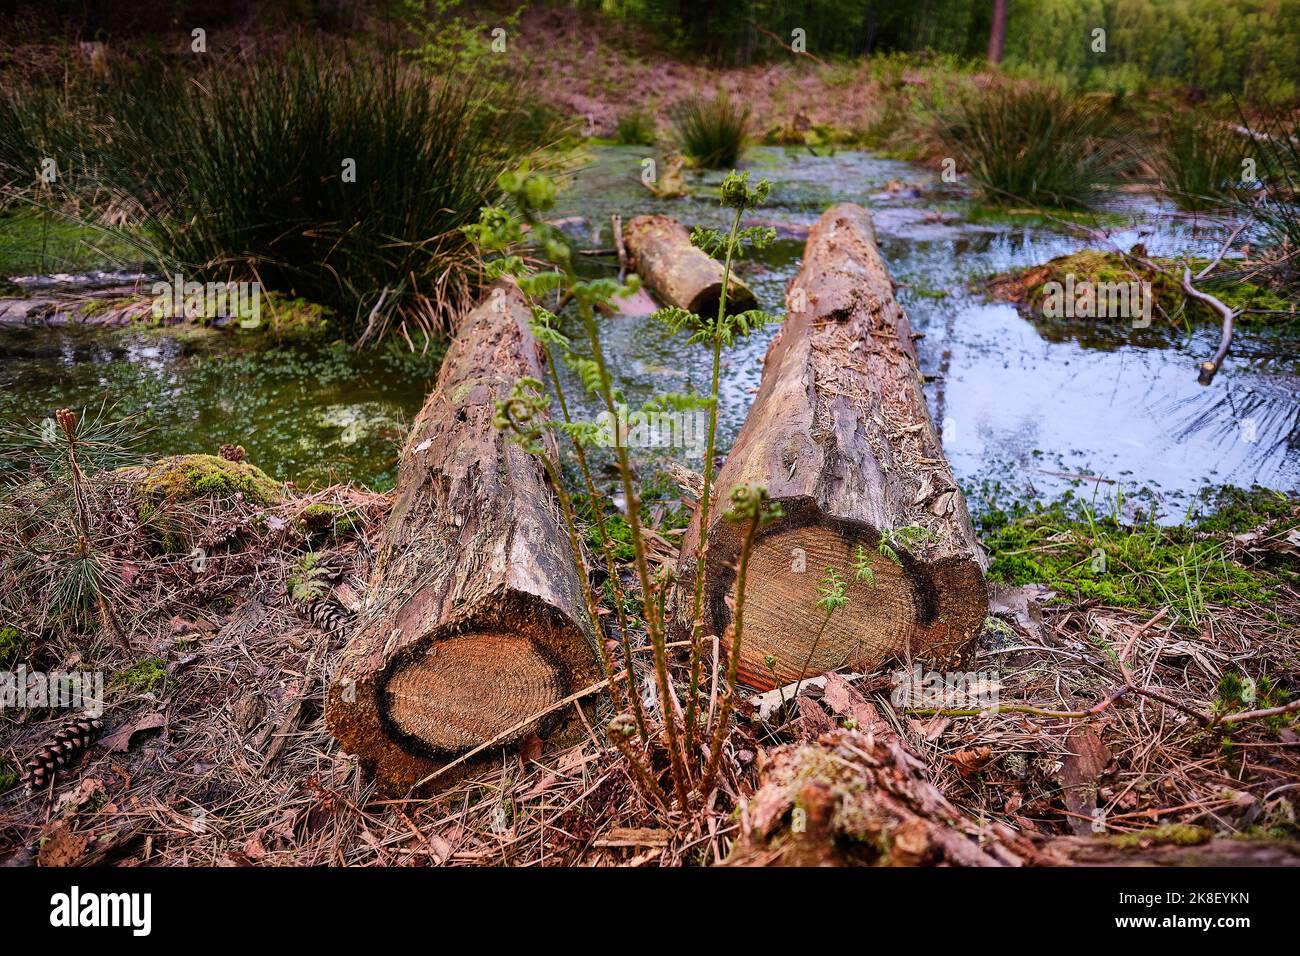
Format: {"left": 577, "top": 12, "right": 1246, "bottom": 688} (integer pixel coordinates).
{"left": 678, "top": 203, "right": 987, "bottom": 691}
{"left": 726, "top": 684, "right": 1046, "bottom": 866}
{"left": 727, "top": 679, "right": 1300, "bottom": 867}
{"left": 623, "top": 214, "right": 757, "bottom": 316}
{"left": 326, "top": 280, "right": 600, "bottom": 794}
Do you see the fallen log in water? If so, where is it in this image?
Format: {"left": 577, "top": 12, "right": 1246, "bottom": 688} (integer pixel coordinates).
{"left": 678, "top": 202, "right": 987, "bottom": 691}
{"left": 0, "top": 291, "right": 155, "bottom": 327}
{"left": 623, "top": 214, "right": 757, "bottom": 316}
{"left": 326, "top": 280, "right": 600, "bottom": 794}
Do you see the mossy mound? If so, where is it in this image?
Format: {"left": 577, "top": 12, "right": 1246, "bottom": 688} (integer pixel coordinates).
{"left": 139, "top": 454, "right": 281, "bottom": 505}
{"left": 987, "top": 249, "right": 1296, "bottom": 326}
{"left": 977, "top": 490, "right": 1286, "bottom": 621}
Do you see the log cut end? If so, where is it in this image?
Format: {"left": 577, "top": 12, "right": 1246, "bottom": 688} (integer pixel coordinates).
{"left": 385, "top": 631, "right": 565, "bottom": 752}
{"left": 623, "top": 214, "right": 758, "bottom": 316}
{"left": 329, "top": 598, "right": 597, "bottom": 793}
{"left": 707, "top": 504, "right": 988, "bottom": 690}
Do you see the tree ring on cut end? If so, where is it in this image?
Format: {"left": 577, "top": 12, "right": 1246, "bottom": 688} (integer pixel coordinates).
{"left": 382, "top": 631, "right": 565, "bottom": 756}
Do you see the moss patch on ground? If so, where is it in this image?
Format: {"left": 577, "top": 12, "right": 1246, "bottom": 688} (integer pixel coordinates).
{"left": 977, "top": 487, "right": 1296, "bottom": 625}
{"left": 1109, "top": 823, "right": 1212, "bottom": 849}
{"left": 139, "top": 454, "right": 281, "bottom": 506}
{"left": 986, "top": 249, "right": 1297, "bottom": 327}
{"left": 111, "top": 656, "right": 166, "bottom": 695}
{"left": 0, "top": 625, "right": 22, "bottom": 665}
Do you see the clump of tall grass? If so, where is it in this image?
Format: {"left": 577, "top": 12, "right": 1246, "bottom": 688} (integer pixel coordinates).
{"left": 615, "top": 108, "right": 657, "bottom": 146}
{"left": 670, "top": 90, "right": 749, "bottom": 168}
{"left": 1, "top": 51, "right": 558, "bottom": 343}
{"left": 1233, "top": 104, "right": 1300, "bottom": 292}
{"left": 1153, "top": 112, "right": 1246, "bottom": 210}
{"left": 939, "top": 83, "right": 1135, "bottom": 210}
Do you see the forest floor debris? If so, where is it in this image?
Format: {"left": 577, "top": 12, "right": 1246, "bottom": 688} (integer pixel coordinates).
{"left": 0, "top": 455, "right": 1297, "bottom": 866}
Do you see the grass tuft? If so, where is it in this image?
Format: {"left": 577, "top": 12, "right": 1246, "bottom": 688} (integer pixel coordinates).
{"left": 670, "top": 90, "right": 749, "bottom": 169}
{"left": 939, "top": 84, "right": 1134, "bottom": 210}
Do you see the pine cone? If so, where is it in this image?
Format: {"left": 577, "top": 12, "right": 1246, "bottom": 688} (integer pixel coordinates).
{"left": 218, "top": 443, "right": 246, "bottom": 462}
{"left": 22, "top": 716, "right": 102, "bottom": 793}
{"left": 297, "top": 598, "right": 355, "bottom": 638}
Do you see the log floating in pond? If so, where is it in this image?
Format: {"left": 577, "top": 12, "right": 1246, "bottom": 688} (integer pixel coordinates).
{"left": 677, "top": 202, "right": 988, "bottom": 691}
{"left": 623, "top": 214, "right": 757, "bottom": 316}
{"left": 326, "top": 280, "right": 600, "bottom": 794}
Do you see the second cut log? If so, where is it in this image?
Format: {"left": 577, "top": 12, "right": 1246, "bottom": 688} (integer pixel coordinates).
{"left": 326, "top": 280, "right": 600, "bottom": 794}
{"left": 623, "top": 214, "right": 757, "bottom": 316}
{"left": 677, "top": 203, "right": 988, "bottom": 691}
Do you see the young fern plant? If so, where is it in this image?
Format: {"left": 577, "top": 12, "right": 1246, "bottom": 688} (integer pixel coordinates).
{"left": 699, "top": 484, "right": 781, "bottom": 797}
{"left": 651, "top": 170, "right": 778, "bottom": 752}
{"left": 467, "top": 166, "right": 781, "bottom": 808}
{"left": 492, "top": 375, "right": 625, "bottom": 726}
{"left": 466, "top": 167, "right": 688, "bottom": 803}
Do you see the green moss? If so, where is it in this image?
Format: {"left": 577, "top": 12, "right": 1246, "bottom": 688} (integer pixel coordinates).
{"left": 990, "top": 250, "right": 1297, "bottom": 327}
{"left": 0, "top": 766, "right": 17, "bottom": 794}
{"left": 979, "top": 494, "right": 1276, "bottom": 624}
{"left": 1109, "top": 823, "right": 1212, "bottom": 849}
{"left": 259, "top": 293, "right": 332, "bottom": 336}
{"left": 1193, "top": 485, "right": 1297, "bottom": 534}
{"left": 298, "top": 502, "right": 359, "bottom": 542}
{"left": 1215, "top": 671, "right": 1292, "bottom": 732}
{"left": 0, "top": 625, "right": 23, "bottom": 665}
{"left": 111, "top": 657, "right": 166, "bottom": 695}
{"left": 140, "top": 454, "right": 281, "bottom": 505}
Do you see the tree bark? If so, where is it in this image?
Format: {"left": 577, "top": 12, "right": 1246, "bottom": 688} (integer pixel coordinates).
{"left": 987, "top": 0, "right": 1008, "bottom": 64}
{"left": 726, "top": 681, "right": 1046, "bottom": 866}
{"left": 623, "top": 214, "right": 757, "bottom": 316}
{"left": 678, "top": 203, "right": 987, "bottom": 691}
{"left": 326, "top": 280, "right": 600, "bottom": 795}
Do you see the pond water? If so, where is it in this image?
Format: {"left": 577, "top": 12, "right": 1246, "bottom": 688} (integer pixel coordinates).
{"left": 1, "top": 144, "right": 1296, "bottom": 513}
{"left": 551, "top": 145, "right": 1299, "bottom": 518}
{"left": 0, "top": 323, "right": 438, "bottom": 490}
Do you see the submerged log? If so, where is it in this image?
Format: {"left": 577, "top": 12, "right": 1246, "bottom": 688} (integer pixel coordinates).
{"left": 623, "top": 214, "right": 757, "bottom": 316}
{"left": 326, "top": 280, "right": 600, "bottom": 794}
{"left": 678, "top": 202, "right": 987, "bottom": 691}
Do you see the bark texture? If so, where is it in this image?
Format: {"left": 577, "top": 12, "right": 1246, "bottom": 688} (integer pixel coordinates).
{"left": 725, "top": 677, "right": 1298, "bottom": 867}
{"left": 678, "top": 202, "right": 987, "bottom": 691}
{"left": 326, "top": 280, "right": 599, "bottom": 794}
{"left": 726, "top": 676, "right": 1046, "bottom": 866}
{"left": 623, "top": 214, "right": 757, "bottom": 316}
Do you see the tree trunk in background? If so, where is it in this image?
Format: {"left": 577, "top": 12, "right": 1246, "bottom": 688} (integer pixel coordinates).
{"left": 623, "top": 215, "right": 757, "bottom": 317}
{"left": 987, "top": 0, "right": 1008, "bottom": 63}
{"left": 326, "top": 281, "right": 600, "bottom": 795}
{"left": 676, "top": 203, "right": 987, "bottom": 692}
